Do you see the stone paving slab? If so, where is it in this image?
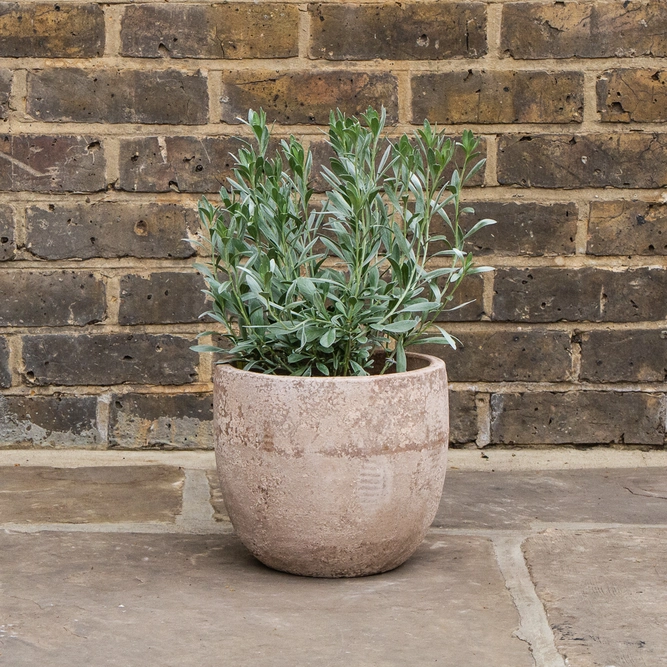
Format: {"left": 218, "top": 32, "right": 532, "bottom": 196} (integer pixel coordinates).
{"left": 0, "top": 466, "right": 183, "bottom": 523}
{"left": 524, "top": 529, "right": 667, "bottom": 667}
{"left": 206, "top": 467, "right": 667, "bottom": 529}
{"left": 0, "top": 531, "right": 532, "bottom": 667}
{"left": 435, "top": 469, "right": 667, "bottom": 529}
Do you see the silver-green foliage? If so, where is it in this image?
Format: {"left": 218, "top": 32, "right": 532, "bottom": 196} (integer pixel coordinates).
{"left": 192, "top": 107, "right": 495, "bottom": 376}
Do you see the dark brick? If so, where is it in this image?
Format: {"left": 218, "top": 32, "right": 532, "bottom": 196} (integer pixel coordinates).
{"left": 0, "top": 69, "right": 10, "bottom": 119}
{"left": 121, "top": 4, "right": 298, "bottom": 59}
{"left": 0, "top": 395, "right": 100, "bottom": 447}
{"left": 0, "top": 3, "right": 104, "bottom": 58}
{"left": 22, "top": 334, "right": 198, "bottom": 386}
{"left": 412, "top": 71, "right": 583, "bottom": 124}
{"left": 118, "top": 136, "right": 246, "bottom": 193}
{"left": 441, "top": 201, "right": 578, "bottom": 256}
{"left": 310, "top": 135, "right": 486, "bottom": 193}
{"left": 419, "top": 330, "right": 572, "bottom": 382}
{"left": 220, "top": 70, "right": 399, "bottom": 125}
{"left": 0, "top": 271, "right": 105, "bottom": 326}
{"left": 109, "top": 393, "right": 213, "bottom": 449}
{"left": 26, "top": 203, "right": 197, "bottom": 260}
{"left": 436, "top": 273, "right": 485, "bottom": 322}
{"left": 497, "top": 134, "right": 667, "bottom": 189}
{"left": 0, "top": 204, "right": 15, "bottom": 260}
{"left": 0, "top": 135, "right": 106, "bottom": 192}
{"left": 309, "top": 3, "right": 486, "bottom": 60}
{"left": 119, "top": 272, "right": 207, "bottom": 325}
{"left": 501, "top": 1, "right": 667, "bottom": 60}
{"left": 588, "top": 201, "right": 667, "bottom": 256}
{"left": 490, "top": 391, "right": 666, "bottom": 445}
{"left": 0, "top": 337, "right": 10, "bottom": 387}
{"left": 492, "top": 267, "right": 667, "bottom": 323}
{"left": 27, "top": 69, "right": 208, "bottom": 125}
{"left": 449, "top": 390, "right": 477, "bottom": 445}
{"left": 579, "top": 329, "right": 667, "bottom": 383}
{"left": 598, "top": 69, "right": 667, "bottom": 123}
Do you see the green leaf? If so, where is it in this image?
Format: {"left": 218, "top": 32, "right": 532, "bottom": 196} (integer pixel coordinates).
{"left": 396, "top": 338, "right": 407, "bottom": 373}
{"left": 349, "top": 360, "right": 369, "bottom": 376}
{"left": 463, "top": 218, "right": 497, "bottom": 239}
{"left": 372, "top": 319, "right": 419, "bottom": 333}
{"left": 435, "top": 326, "right": 458, "bottom": 350}
{"left": 319, "top": 328, "right": 336, "bottom": 348}
{"left": 399, "top": 301, "right": 440, "bottom": 313}
{"left": 296, "top": 276, "right": 317, "bottom": 299}
{"left": 190, "top": 344, "right": 226, "bottom": 353}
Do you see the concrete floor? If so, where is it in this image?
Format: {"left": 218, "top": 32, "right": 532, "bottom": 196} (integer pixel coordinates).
{"left": 0, "top": 449, "right": 666, "bottom": 667}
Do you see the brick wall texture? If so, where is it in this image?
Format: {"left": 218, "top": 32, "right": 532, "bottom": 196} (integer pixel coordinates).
{"left": 1, "top": 0, "right": 666, "bottom": 450}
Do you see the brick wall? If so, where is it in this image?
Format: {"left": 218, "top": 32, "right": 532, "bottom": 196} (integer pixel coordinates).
{"left": 1, "top": 0, "right": 666, "bottom": 449}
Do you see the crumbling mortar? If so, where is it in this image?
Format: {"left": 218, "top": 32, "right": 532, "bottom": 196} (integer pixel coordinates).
{"left": 3, "top": 188, "right": 667, "bottom": 205}
{"left": 297, "top": 3, "right": 311, "bottom": 60}
{"left": 103, "top": 4, "right": 124, "bottom": 58}
{"left": 6, "top": 336, "right": 23, "bottom": 388}
{"left": 0, "top": 383, "right": 214, "bottom": 397}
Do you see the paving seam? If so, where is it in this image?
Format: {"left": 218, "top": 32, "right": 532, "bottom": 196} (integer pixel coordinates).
{"left": 493, "top": 535, "right": 566, "bottom": 667}
{"left": 0, "top": 522, "right": 235, "bottom": 534}
{"left": 530, "top": 521, "right": 667, "bottom": 531}
{"left": 3, "top": 524, "right": 667, "bottom": 535}
{"left": 176, "top": 468, "right": 216, "bottom": 527}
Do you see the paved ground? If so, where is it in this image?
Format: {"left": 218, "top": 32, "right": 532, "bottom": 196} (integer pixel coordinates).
{"left": 0, "top": 449, "right": 666, "bottom": 667}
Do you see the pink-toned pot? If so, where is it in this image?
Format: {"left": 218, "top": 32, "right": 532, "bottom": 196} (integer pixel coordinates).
{"left": 213, "top": 352, "right": 449, "bottom": 577}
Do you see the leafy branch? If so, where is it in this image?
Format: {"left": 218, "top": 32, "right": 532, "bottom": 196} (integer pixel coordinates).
{"left": 191, "top": 107, "right": 496, "bottom": 376}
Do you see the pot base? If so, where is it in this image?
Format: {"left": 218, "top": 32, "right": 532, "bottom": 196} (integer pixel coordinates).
{"left": 239, "top": 529, "right": 429, "bottom": 578}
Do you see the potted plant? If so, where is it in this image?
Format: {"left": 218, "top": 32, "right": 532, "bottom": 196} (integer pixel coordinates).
{"left": 191, "top": 107, "right": 494, "bottom": 577}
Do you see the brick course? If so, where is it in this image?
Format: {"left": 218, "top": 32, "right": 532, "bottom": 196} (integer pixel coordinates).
{"left": 26, "top": 203, "right": 197, "bottom": 260}
{"left": 491, "top": 392, "right": 665, "bottom": 446}
{"left": 0, "top": 395, "right": 100, "bottom": 447}
{"left": 0, "top": 338, "right": 10, "bottom": 388}
{"left": 420, "top": 330, "right": 572, "bottom": 382}
{"left": 0, "top": 204, "right": 15, "bottom": 260}
{"left": 0, "top": 70, "right": 11, "bottom": 119}
{"left": 456, "top": 202, "right": 578, "bottom": 256}
{"left": 119, "top": 136, "right": 245, "bottom": 193}
{"left": 0, "top": 271, "right": 106, "bottom": 327}
{"left": 121, "top": 4, "right": 299, "bottom": 60}
{"left": 448, "top": 391, "right": 478, "bottom": 445}
{"left": 412, "top": 71, "right": 583, "bottom": 124}
{"left": 308, "top": 3, "right": 487, "bottom": 61}
{"left": 1, "top": 0, "right": 665, "bottom": 449}
{"left": 498, "top": 134, "right": 667, "bottom": 189}
{"left": 579, "top": 330, "right": 667, "bottom": 383}
{"left": 0, "top": 3, "right": 105, "bottom": 58}
{"left": 588, "top": 201, "right": 667, "bottom": 256}
{"left": 0, "top": 136, "right": 106, "bottom": 192}
{"left": 118, "top": 272, "right": 208, "bottom": 325}
{"left": 597, "top": 69, "right": 667, "bottom": 123}
{"left": 27, "top": 69, "right": 209, "bottom": 125}
{"left": 220, "top": 70, "right": 399, "bottom": 125}
{"left": 108, "top": 393, "right": 213, "bottom": 449}
{"left": 501, "top": 2, "right": 667, "bottom": 60}
{"left": 492, "top": 268, "right": 667, "bottom": 323}
{"left": 22, "top": 334, "right": 198, "bottom": 386}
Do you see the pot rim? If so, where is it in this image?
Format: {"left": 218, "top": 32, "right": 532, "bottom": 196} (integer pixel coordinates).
{"left": 214, "top": 351, "right": 445, "bottom": 383}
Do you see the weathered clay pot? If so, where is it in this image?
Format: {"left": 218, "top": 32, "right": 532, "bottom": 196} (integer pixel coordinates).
{"left": 213, "top": 352, "right": 449, "bottom": 577}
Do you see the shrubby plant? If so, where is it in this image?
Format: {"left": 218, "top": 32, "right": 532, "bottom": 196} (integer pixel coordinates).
{"left": 192, "top": 107, "right": 495, "bottom": 376}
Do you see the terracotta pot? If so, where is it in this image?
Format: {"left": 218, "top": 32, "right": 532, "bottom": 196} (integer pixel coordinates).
{"left": 213, "top": 352, "right": 449, "bottom": 577}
